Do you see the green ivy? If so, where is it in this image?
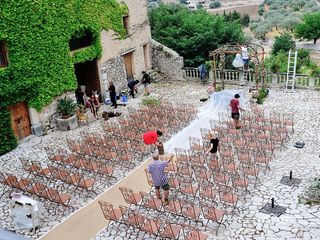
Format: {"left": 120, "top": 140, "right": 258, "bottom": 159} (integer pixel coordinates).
{"left": 0, "top": 0, "right": 127, "bottom": 155}
{"left": 0, "top": 107, "right": 17, "bottom": 155}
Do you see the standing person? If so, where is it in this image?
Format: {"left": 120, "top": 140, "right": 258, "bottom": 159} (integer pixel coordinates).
{"left": 229, "top": 94, "right": 245, "bottom": 129}
{"left": 198, "top": 64, "right": 208, "bottom": 85}
{"left": 143, "top": 130, "right": 163, "bottom": 154}
{"left": 127, "top": 79, "right": 140, "bottom": 98}
{"left": 75, "top": 86, "right": 85, "bottom": 106}
{"left": 141, "top": 71, "right": 151, "bottom": 96}
{"left": 148, "top": 152, "right": 173, "bottom": 205}
{"left": 108, "top": 81, "right": 117, "bottom": 109}
{"left": 86, "top": 94, "right": 100, "bottom": 119}
{"left": 241, "top": 45, "right": 249, "bottom": 70}
{"left": 206, "top": 132, "right": 219, "bottom": 160}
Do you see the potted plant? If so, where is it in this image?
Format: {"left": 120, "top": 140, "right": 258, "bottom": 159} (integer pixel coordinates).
{"left": 56, "top": 96, "right": 79, "bottom": 130}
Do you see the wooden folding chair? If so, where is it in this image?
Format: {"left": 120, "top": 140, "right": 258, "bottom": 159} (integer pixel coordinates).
{"left": 46, "top": 188, "right": 71, "bottom": 207}
{"left": 200, "top": 204, "right": 226, "bottom": 234}
{"left": 119, "top": 187, "right": 142, "bottom": 207}
{"left": 180, "top": 202, "right": 201, "bottom": 224}
{"left": 139, "top": 216, "right": 161, "bottom": 239}
{"left": 199, "top": 181, "right": 218, "bottom": 203}
{"left": 182, "top": 226, "right": 209, "bottom": 240}
{"left": 139, "top": 191, "right": 162, "bottom": 213}
{"left": 179, "top": 180, "right": 199, "bottom": 200}
{"left": 119, "top": 205, "right": 143, "bottom": 237}
{"left": 158, "top": 221, "right": 183, "bottom": 240}
{"left": 217, "top": 184, "right": 239, "bottom": 211}
{"left": 98, "top": 201, "right": 123, "bottom": 235}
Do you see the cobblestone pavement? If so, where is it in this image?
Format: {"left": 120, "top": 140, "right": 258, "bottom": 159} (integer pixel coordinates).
{"left": 0, "top": 80, "right": 208, "bottom": 239}
{"left": 94, "top": 89, "right": 320, "bottom": 240}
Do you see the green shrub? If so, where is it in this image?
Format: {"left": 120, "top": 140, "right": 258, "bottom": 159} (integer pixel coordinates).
{"left": 141, "top": 96, "right": 161, "bottom": 107}
{"left": 272, "top": 32, "right": 296, "bottom": 55}
{"left": 209, "top": 1, "right": 221, "bottom": 9}
{"left": 57, "top": 96, "right": 78, "bottom": 117}
{"left": 215, "top": 86, "right": 222, "bottom": 92}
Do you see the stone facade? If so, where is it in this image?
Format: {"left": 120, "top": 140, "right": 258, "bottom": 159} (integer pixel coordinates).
{"left": 150, "top": 39, "right": 184, "bottom": 80}
{"left": 29, "top": 0, "right": 152, "bottom": 132}
{"left": 100, "top": 0, "right": 152, "bottom": 95}
{"left": 100, "top": 57, "right": 127, "bottom": 99}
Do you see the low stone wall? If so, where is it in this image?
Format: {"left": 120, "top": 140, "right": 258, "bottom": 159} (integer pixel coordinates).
{"left": 150, "top": 39, "right": 184, "bottom": 80}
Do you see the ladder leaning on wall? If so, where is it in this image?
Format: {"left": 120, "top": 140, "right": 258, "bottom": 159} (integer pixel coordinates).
{"left": 285, "top": 49, "right": 298, "bottom": 92}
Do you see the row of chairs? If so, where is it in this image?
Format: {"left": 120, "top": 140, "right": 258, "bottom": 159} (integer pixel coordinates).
{"left": 45, "top": 147, "right": 114, "bottom": 178}
{"left": 98, "top": 200, "right": 209, "bottom": 240}
{"left": 20, "top": 158, "right": 96, "bottom": 194}
{"left": 0, "top": 171, "right": 71, "bottom": 207}
{"left": 117, "top": 186, "right": 227, "bottom": 235}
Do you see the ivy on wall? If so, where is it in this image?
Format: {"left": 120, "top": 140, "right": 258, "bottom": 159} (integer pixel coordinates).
{"left": 0, "top": 0, "right": 127, "bottom": 155}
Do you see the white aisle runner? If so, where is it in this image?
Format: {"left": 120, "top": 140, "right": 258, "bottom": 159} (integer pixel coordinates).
{"left": 164, "top": 89, "right": 246, "bottom": 153}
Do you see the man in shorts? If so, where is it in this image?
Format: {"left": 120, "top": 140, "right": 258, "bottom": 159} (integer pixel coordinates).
{"left": 148, "top": 152, "right": 172, "bottom": 205}
{"left": 141, "top": 71, "right": 151, "bottom": 95}
{"left": 230, "top": 94, "right": 245, "bottom": 129}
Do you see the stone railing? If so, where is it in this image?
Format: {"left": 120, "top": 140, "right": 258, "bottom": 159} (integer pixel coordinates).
{"left": 183, "top": 68, "right": 319, "bottom": 90}
{"left": 183, "top": 67, "right": 200, "bottom": 79}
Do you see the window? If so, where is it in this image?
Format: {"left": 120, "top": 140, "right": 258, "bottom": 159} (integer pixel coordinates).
{"left": 69, "top": 31, "right": 93, "bottom": 51}
{"left": 123, "top": 16, "right": 129, "bottom": 35}
{"left": 0, "top": 41, "right": 8, "bottom": 67}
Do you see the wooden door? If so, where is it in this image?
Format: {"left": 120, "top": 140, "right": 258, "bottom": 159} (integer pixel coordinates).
{"left": 74, "top": 59, "right": 101, "bottom": 97}
{"left": 8, "top": 102, "right": 32, "bottom": 140}
{"left": 123, "top": 52, "right": 134, "bottom": 79}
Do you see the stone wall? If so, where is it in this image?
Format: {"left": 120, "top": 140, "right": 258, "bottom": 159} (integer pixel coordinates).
{"left": 28, "top": 91, "right": 76, "bottom": 135}
{"left": 150, "top": 39, "right": 184, "bottom": 80}
{"left": 100, "top": 0, "right": 152, "bottom": 81}
{"left": 100, "top": 57, "right": 127, "bottom": 99}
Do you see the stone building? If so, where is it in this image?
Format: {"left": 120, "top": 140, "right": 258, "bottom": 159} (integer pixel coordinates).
{"left": 13, "top": 0, "right": 154, "bottom": 138}
{"left": 1, "top": 0, "right": 184, "bottom": 151}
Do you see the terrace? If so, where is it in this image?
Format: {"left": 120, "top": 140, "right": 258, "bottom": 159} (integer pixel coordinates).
{"left": 0, "top": 81, "right": 320, "bottom": 240}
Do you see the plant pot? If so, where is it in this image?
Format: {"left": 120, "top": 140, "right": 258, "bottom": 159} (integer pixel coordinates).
{"left": 57, "top": 114, "right": 78, "bottom": 131}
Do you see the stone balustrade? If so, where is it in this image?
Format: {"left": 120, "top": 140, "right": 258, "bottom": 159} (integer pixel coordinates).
{"left": 183, "top": 67, "right": 320, "bottom": 90}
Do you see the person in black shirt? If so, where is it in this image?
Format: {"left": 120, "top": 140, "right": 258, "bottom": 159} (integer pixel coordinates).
{"left": 75, "top": 86, "right": 85, "bottom": 106}
{"left": 127, "top": 79, "right": 139, "bottom": 98}
{"left": 141, "top": 71, "right": 151, "bottom": 95}
{"left": 206, "top": 132, "right": 219, "bottom": 160}
{"left": 108, "top": 81, "right": 117, "bottom": 109}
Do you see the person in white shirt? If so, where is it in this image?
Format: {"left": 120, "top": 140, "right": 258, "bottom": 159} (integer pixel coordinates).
{"left": 241, "top": 45, "right": 249, "bottom": 69}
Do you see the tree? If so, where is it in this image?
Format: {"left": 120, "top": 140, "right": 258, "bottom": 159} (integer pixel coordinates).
{"left": 272, "top": 32, "right": 295, "bottom": 55}
{"left": 196, "top": 3, "right": 203, "bottom": 9}
{"left": 280, "top": 15, "right": 301, "bottom": 32}
{"left": 149, "top": 4, "right": 244, "bottom": 66}
{"left": 258, "top": 7, "right": 264, "bottom": 16}
{"left": 295, "top": 12, "right": 320, "bottom": 44}
{"left": 242, "top": 14, "right": 250, "bottom": 27}
{"left": 209, "top": 1, "right": 221, "bottom": 9}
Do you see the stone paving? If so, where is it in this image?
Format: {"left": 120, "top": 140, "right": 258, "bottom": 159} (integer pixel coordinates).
{"left": 0, "top": 81, "right": 208, "bottom": 239}
{"left": 1, "top": 81, "right": 320, "bottom": 239}
{"left": 93, "top": 89, "right": 320, "bottom": 240}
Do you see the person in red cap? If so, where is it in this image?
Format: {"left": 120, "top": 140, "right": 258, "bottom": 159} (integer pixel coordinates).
{"left": 143, "top": 130, "right": 163, "bottom": 154}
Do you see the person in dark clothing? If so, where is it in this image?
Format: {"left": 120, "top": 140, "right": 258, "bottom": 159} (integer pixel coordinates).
{"left": 75, "top": 86, "right": 85, "bottom": 105}
{"left": 206, "top": 132, "right": 219, "bottom": 160}
{"left": 108, "top": 81, "right": 117, "bottom": 109}
{"left": 127, "top": 79, "right": 140, "bottom": 98}
{"left": 141, "top": 71, "right": 151, "bottom": 95}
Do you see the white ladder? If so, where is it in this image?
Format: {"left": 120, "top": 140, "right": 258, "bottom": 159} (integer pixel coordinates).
{"left": 285, "top": 49, "right": 297, "bottom": 92}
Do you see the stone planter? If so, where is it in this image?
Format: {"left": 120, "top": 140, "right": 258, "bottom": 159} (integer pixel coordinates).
{"left": 56, "top": 114, "right": 78, "bottom": 131}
